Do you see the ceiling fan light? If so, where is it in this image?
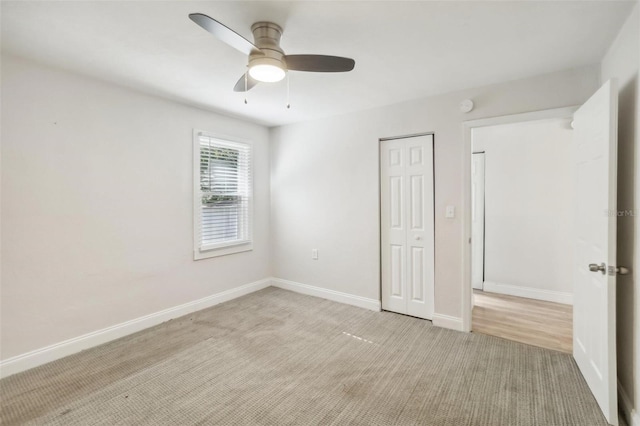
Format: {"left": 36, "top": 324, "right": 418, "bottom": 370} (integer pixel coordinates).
{"left": 249, "top": 64, "right": 286, "bottom": 83}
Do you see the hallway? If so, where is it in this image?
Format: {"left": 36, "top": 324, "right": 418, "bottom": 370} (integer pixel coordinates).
{"left": 472, "top": 290, "right": 572, "bottom": 353}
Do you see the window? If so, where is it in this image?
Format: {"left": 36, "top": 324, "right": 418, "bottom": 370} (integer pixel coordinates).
{"left": 194, "top": 131, "right": 252, "bottom": 259}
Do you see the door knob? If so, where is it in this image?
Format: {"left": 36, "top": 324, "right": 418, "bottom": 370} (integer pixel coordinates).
{"left": 589, "top": 263, "right": 606, "bottom": 274}
{"left": 414, "top": 236, "right": 422, "bottom": 241}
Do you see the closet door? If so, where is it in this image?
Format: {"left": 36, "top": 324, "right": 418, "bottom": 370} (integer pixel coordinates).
{"left": 380, "top": 135, "right": 434, "bottom": 319}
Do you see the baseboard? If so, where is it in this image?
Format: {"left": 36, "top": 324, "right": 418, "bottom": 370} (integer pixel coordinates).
{"left": 619, "top": 380, "right": 639, "bottom": 426}
{"left": 432, "top": 313, "right": 464, "bottom": 332}
{"left": 270, "top": 278, "right": 381, "bottom": 312}
{"left": 0, "top": 278, "right": 272, "bottom": 379}
{"left": 482, "top": 281, "right": 573, "bottom": 305}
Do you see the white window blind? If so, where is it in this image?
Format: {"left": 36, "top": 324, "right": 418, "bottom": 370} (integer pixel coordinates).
{"left": 195, "top": 133, "right": 252, "bottom": 256}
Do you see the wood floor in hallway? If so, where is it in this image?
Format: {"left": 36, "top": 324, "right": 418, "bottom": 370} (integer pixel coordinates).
{"left": 472, "top": 290, "right": 573, "bottom": 353}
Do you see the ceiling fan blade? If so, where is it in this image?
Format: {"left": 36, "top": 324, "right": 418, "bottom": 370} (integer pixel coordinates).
{"left": 284, "top": 55, "right": 355, "bottom": 72}
{"left": 233, "top": 73, "right": 260, "bottom": 92}
{"left": 189, "top": 13, "right": 259, "bottom": 56}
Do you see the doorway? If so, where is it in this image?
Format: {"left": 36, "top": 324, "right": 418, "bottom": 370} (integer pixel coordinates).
{"left": 379, "top": 134, "right": 435, "bottom": 320}
{"left": 462, "top": 81, "right": 621, "bottom": 426}
{"left": 468, "top": 117, "right": 575, "bottom": 353}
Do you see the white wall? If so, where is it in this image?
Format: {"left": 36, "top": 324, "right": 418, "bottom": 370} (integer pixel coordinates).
{"left": 0, "top": 55, "right": 271, "bottom": 360}
{"left": 600, "top": 3, "right": 639, "bottom": 423}
{"left": 270, "top": 65, "right": 600, "bottom": 323}
{"left": 472, "top": 119, "right": 574, "bottom": 303}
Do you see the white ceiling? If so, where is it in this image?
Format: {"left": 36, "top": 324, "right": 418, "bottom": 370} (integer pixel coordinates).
{"left": 1, "top": 1, "right": 635, "bottom": 127}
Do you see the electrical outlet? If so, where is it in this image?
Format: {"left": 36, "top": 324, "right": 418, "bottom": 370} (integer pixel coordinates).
{"left": 446, "top": 205, "right": 455, "bottom": 218}
{"left": 312, "top": 249, "right": 318, "bottom": 260}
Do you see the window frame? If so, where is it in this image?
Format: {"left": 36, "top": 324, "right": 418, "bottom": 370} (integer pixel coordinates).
{"left": 193, "top": 129, "right": 254, "bottom": 260}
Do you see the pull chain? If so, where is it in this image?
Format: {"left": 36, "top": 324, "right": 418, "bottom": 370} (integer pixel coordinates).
{"left": 286, "top": 72, "right": 290, "bottom": 109}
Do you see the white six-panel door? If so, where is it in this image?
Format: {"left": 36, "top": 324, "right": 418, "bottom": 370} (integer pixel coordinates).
{"left": 572, "top": 79, "right": 618, "bottom": 426}
{"left": 380, "top": 135, "right": 434, "bottom": 319}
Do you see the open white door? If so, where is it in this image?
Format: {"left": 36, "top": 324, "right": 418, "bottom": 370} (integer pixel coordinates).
{"left": 573, "top": 79, "right": 619, "bottom": 426}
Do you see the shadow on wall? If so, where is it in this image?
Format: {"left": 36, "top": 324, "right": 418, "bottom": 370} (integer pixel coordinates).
{"left": 615, "top": 70, "right": 636, "bottom": 404}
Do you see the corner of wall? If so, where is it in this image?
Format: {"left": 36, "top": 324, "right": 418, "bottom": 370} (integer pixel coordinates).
{"left": 620, "top": 380, "right": 640, "bottom": 426}
{"left": 267, "top": 126, "right": 280, "bottom": 279}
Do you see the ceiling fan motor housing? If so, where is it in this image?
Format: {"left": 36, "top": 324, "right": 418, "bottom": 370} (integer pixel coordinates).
{"left": 249, "top": 22, "right": 286, "bottom": 70}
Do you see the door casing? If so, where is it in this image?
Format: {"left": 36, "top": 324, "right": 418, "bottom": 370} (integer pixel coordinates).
{"left": 471, "top": 152, "right": 486, "bottom": 291}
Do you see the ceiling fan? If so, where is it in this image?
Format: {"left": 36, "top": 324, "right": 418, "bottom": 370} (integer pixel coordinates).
{"left": 189, "top": 13, "right": 355, "bottom": 92}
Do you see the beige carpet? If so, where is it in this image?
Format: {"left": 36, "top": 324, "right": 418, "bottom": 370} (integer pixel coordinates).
{"left": 0, "top": 287, "right": 607, "bottom": 425}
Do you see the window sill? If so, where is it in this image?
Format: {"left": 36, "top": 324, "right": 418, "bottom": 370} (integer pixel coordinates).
{"left": 194, "top": 242, "right": 253, "bottom": 260}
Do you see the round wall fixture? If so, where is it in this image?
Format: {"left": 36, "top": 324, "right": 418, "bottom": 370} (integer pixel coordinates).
{"left": 459, "top": 99, "right": 474, "bottom": 113}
